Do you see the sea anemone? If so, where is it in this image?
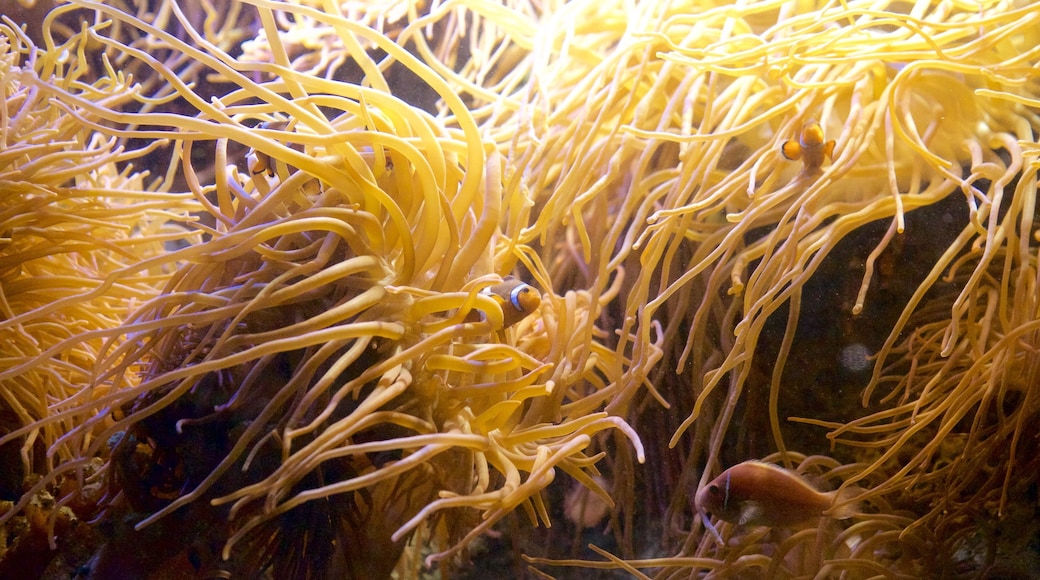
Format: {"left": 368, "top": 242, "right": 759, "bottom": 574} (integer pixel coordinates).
{"left": 0, "top": 11, "right": 201, "bottom": 576}
{"left": 0, "top": 6, "right": 200, "bottom": 506}
{"left": 470, "top": 0, "right": 1040, "bottom": 576}
{"left": 2, "top": 0, "right": 647, "bottom": 577}
{"left": 4, "top": 0, "right": 1040, "bottom": 577}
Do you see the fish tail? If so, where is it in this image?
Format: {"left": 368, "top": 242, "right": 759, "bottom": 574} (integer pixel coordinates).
{"left": 827, "top": 485, "right": 865, "bottom": 520}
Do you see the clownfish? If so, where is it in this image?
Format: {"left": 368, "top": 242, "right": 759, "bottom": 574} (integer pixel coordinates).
{"left": 695, "top": 460, "right": 861, "bottom": 543}
{"left": 780, "top": 120, "right": 835, "bottom": 172}
{"left": 247, "top": 120, "right": 290, "bottom": 178}
{"left": 482, "top": 276, "right": 541, "bottom": 328}
{"left": 247, "top": 120, "right": 393, "bottom": 178}
{"left": 247, "top": 148, "right": 275, "bottom": 178}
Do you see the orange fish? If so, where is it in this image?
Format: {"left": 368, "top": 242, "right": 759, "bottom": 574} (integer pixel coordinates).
{"left": 695, "top": 460, "right": 860, "bottom": 542}
{"left": 486, "top": 276, "right": 541, "bottom": 328}
{"left": 781, "top": 120, "right": 835, "bottom": 172}
{"left": 463, "top": 276, "right": 541, "bottom": 328}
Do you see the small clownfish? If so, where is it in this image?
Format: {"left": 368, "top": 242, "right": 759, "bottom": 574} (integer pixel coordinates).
{"left": 247, "top": 148, "right": 275, "bottom": 178}
{"left": 482, "top": 276, "right": 541, "bottom": 328}
{"left": 781, "top": 120, "right": 836, "bottom": 172}
{"left": 246, "top": 120, "right": 291, "bottom": 178}
{"left": 695, "top": 460, "right": 860, "bottom": 543}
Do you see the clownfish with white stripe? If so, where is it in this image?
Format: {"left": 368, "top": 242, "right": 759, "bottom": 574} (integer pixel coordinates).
{"left": 467, "top": 276, "right": 541, "bottom": 328}
{"left": 781, "top": 119, "right": 835, "bottom": 173}
{"left": 695, "top": 460, "right": 861, "bottom": 543}
{"left": 486, "top": 276, "right": 541, "bottom": 327}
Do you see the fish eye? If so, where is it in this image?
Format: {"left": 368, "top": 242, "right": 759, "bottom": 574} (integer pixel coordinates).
{"left": 708, "top": 484, "right": 719, "bottom": 494}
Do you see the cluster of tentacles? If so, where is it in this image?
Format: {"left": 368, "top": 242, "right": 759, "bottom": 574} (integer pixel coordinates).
{"left": 2, "top": 0, "right": 1040, "bottom": 578}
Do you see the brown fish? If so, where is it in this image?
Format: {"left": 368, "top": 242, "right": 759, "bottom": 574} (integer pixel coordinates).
{"left": 486, "top": 276, "right": 541, "bottom": 328}
{"left": 463, "top": 276, "right": 541, "bottom": 328}
{"left": 781, "top": 119, "right": 836, "bottom": 172}
{"left": 695, "top": 460, "right": 860, "bottom": 542}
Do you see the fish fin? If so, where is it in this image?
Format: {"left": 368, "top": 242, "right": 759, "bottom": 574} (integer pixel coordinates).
{"left": 738, "top": 501, "right": 763, "bottom": 526}
{"left": 827, "top": 485, "right": 865, "bottom": 520}
{"left": 781, "top": 139, "right": 802, "bottom": 160}
{"left": 700, "top": 511, "right": 724, "bottom": 544}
